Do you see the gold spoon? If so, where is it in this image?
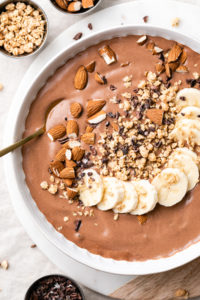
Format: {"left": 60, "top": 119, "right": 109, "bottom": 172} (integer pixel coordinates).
{"left": 0, "top": 98, "right": 64, "bottom": 157}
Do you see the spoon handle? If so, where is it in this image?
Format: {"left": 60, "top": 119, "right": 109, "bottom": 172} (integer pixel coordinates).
{"left": 0, "top": 127, "right": 45, "bottom": 157}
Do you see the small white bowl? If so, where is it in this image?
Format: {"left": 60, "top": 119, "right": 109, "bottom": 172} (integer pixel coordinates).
{"left": 3, "top": 25, "right": 200, "bottom": 275}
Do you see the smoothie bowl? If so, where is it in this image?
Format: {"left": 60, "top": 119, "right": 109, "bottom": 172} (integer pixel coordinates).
{"left": 4, "top": 25, "right": 200, "bottom": 275}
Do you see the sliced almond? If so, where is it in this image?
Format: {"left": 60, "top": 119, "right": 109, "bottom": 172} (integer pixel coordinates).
{"left": 60, "top": 167, "right": 75, "bottom": 179}
{"left": 72, "top": 146, "right": 85, "bottom": 161}
{"left": 146, "top": 109, "right": 164, "bottom": 125}
{"left": 66, "top": 160, "right": 77, "bottom": 168}
{"left": 176, "top": 65, "right": 189, "bottom": 73}
{"left": 155, "top": 63, "right": 165, "bottom": 74}
{"left": 95, "top": 72, "right": 106, "bottom": 84}
{"left": 86, "top": 61, "right": 96, "bottom": 73}
{"left": 153, "top": 46, "right": 163, "bottom": 55}
{"left": 50, "top": 161, "right": 64, "bottom": 177}
{"left": 85, "top": 125, "right": 93, "bottom": 133}
{"left": 65, "top": 149, "right": 72, "bottom": 160}
{"left": 55, "top": 0, "right": 68, "bottom": 9}
{"left": 82, "top": 0, "right": 94, "bottom": 9}
{"left": 67, "top": 187, "right": 78, "bottom": 199}
{"left": 165, "top": 63, "right": 172, "bottom": 78}
{"left": 136, "top": 35, "right": 147, "bottom": 45}
{"left": 55, "top": 147, "right": 66, "bottom": 161}
{"left": 47, "top": 124, "right": 66, "bottom": 142}
{"left": 146, "top": 41, "right": 155, "bottom": 51}
{"left": 87, "top": 110, "right": 106, "bottom": 124}
{"left": 70, "top": 102, "right": 83, "bottom": 118}
{"left": 74, "top": 65, "right": 88, "bottom": 90}
{"left": 168, "top": 61, "right": 180, "bottom": 72}
{"left": 63, "top": 178, "right": 74, "bottom": 186}
{"left": 66, "top": 120, "right": 79, "bottom": 138}
{"left": 81, "top": 132, "right": 95, "bottom": 145}
{"left": 68, "top": 1, "right": 82, "bottom": 12}
{"left": 87, "top": 99, "right": 106, "bottom": 117}
{"left": 98, "top": 45, "right": 117, "bottom": 65}
{"left": 168, "top": 44, "right": 182, "bottom": 63}
{"left": 110, "top": 120, "right": 119, "bottom": 131}
{"left": 179, "top": 49, "right": 187, "bottom": 64}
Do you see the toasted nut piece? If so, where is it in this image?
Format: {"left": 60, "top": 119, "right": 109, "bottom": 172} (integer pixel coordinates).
{"left": 63, "top": 140, "right": 81, "bottom": 149}
{"left": 95, "top": 72, "right": 106, "bottom": 84}
{"left": 86, "top": 126, "right": 93, "bottom": 133}
{"left": 110, "top": 120, "right": 119, "bottom": 131}
{"left": 146, "top": 41, "right": 155, "bottom": 51}
{"left": 86, "top": 61, "right": 96, "bottom": 73}
{"left": 87, "top": 99, "right": 106, "bottom": 117}
{"left": 47, "top": 124, "right": 66, "bottom": 141}
{"left": 153, "top": 46, "right": 163, "bottom": 55}
{"left": 168, "top": 61, "right": 180, "bottom": 72}
{"left": 67, "top": 187, "right": 78, "bottom": 199}
{"left": 179, "top": 49, "right": 187, "bottom": 64}
{"left": 168, "top": 44, "right": 182, "bottom": 63}
{"left": 65, "top": 149, "right": 72, "bottom": 160}
{"left": 1, "top": 260, "right": 9, "bottom": 270}
{"left": 137, "top": 215, "right": 148, "bottom": 224}
{"left": 50, "top": 161, "right": 64, "bottom": 177}
{"left": 72, "top": 146, "right": 85, "bottom": 161}
{"left": 55, "top": 0, "right": 68, "bottom": 10}
{"left": 176, "top": 65, "right": 189, "bottom": 73}
{"left": 174, "top": 289, "right": 189, "bottom": 298}
{"left": 136, "top": 35, "right": 147, "bottom": 45}
{"left": 66, "top": 120, "right": 79, "bottom": 138}
{"left": 81, "top": 132, "right": 95, "bottom": 144}
{"left": 74, "top": 66, "right": 88, "bottom": 90}
{"left": 87, "top": 110, "right": 106, "bottom": 124}
{"left": 63, "top": 179, "right": 73, "bottom": 186}
{"left": 98, "top": 45, "right": 117, "bottom": 65}
{"left": 155, "top": 63, "right": 165, "bottom": 74}
{"left": 68, "top": 1, "right": 82, "bottom": 12}
{"left": 70, "top": 102, "right": 83, "bottom": 118}
{"left": 66, "top": 160, "right": 77, "bottom": 168}
{"left": 55, "top": 147, "right": 66, "bottom": 161}
{"left": 146, "top": 109, "right": 164, "bottom": 125}
{"left": 82, "top": 0, "right": 94, "bottom": 9}
{"left": 60, "top": 167, "right": 75, "bottom": 179}
{"left": 165, "top": 63, "right": 172, "bottom": 78}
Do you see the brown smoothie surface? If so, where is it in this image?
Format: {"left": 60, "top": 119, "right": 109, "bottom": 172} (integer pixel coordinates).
{"left": 22, "top": 35, "right": 200, "bottom": 261}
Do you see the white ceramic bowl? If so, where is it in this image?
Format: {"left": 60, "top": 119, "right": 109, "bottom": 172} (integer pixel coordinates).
{"left": 4, "top": 25, "right": 200, "bottom": 275}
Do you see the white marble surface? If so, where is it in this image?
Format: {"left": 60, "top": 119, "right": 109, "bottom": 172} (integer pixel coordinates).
{"left": 1, "top": 0, "right": 200, "bottom": 300}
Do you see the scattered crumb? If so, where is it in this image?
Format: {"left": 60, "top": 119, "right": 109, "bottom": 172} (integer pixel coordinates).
{"left": 30, "top": 244, "right": 37, "bottom": 248}
{"left": 0, "top": 83, "right": 3, "bottom": 91}
{"left": 57, "top": 226, "right": 63, "bottom": 231}
{"left": 143, "top": 16, "right": 148, "bottom": 23}
{"left": 113, "top": 213, "right": 119, "bottom": 221}
{"left": 73, "top": 32, "right": 82, "bottom": 40}
{"left": 175, "top": 288, "right": 189, "bottom": 298}
{"left": 88, "top": 23, "right": 93, "bottom": 30}
{"left": 1, "top": 260, "right": 9, "bottom": 270}
{"left": 172, "top": 17, "right": 180, "bottom": 27}
{"left": 40, "top": 181, "right": 48, "bottom": 190}
{"left": 64, "top": 216, "right": 69, "bottom": 222}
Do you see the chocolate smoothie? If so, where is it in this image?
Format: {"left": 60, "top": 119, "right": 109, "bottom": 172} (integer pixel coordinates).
{"left": 22, "top": 35, "right": 200, "bottom": 261}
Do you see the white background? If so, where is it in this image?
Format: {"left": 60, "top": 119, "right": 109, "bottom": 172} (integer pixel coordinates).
{"left": 0, "top": 0, "right": 200, "bottom": 299}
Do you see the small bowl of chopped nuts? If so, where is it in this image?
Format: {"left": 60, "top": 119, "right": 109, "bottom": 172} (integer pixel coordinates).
{"left": 0, "top": 0, "right": 48, "bottom": 58}
{"left": 50, "top": 0, "right": 102, "bottom": 15}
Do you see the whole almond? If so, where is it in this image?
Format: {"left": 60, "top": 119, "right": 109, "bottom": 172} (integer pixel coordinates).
{"left": 72, "top": 146, "right": 85, "bottom": 161}
{"left": 98, "top": 45, "right": 117, "bottom": 65}
{"left": 70, "top": 102, "right": 83, "bottom": 118}
{"left": 66, "top": 160, "right": 77, "bottom": 168}
{"left": 66, "top": 120, "right": 79, "bottom": 138}
{"left": 47, "top": 124, "right": 66, "bottom": 141}
{"left": 95, "top": 72, "right": 106, "bottom": 85}
{"left": 87, "top": 110, "right": 106, "bottom": 124}
{"left": 81, "top": 132, "right": 95, "bottom": 145}
{"left": 86, "top": 61, "right": 96, "bottom": 73}
{"left": 55, "top": 0, "right": 67, "bottom": 10}
{"left": 74, "top": 66, "right": 88, "bottom": 90}
{"left": 60, "top": 167, "right": 75, "bottom": 179}
{"left": 146, "top": 109, "right": 164, "bottom": 125}
{"left": 168, "top": 44, "right": 182, "bottom": 63}
{"left": 67, "top": 187, "right": 78, "bottom": 199}
{"left": 87, "top": 99, "right": 106, "bottom": 117}
{"left": 50, "top": 161, "right": 64, "bottom": 177}
{"left": 55, "top": 147, "right": 66, "bottom": 161}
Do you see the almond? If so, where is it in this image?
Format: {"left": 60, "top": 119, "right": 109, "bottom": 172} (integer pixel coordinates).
{"left": 74, "top": 65, "right": 88, "bottom": 90}
{"left": 60, "top": 167, "right": 75, "bottom": 179}
{"left": 63, "top": 140, "right": 81, "bottom": 149}
{"left": 85, "top": 125, "right": 93, "bottom": 133}
{"left": 153, "top": 46, "right": 163, "bottom": 55}
{"left": 136, "top": 35, "right": 147, "bottom": 45}
{"left": 179, "top": 49, "right": 187, "bottom": 64}
{"left": 81, "top": 132, "right": 95, "bottom": 145}
{"left": 155, "top": 63, "right": 165, "bottom": 74}
{"left": 63, "top": 178, "right": 73, "bottom": 186}
{"left": 146, "top": 109, "right": 164, "bottom": 125}
{"left": 55, "top": 0, "right": 68, "bottom": 9}
{"left": 70, "top": 102, "right": 82, "bottom": 118}
{"left": 66, "top": 120, "right": 79, "bottom": 138}
{"left": 146, "top": 41, "right": 155, "bottom": 51}
{"left": 67, "top": 187, "right": 78, "bottom": 199}
{"left": 66, "top": 160, "right": 77, "bottom": 168}
{"left": 50, "top": 161, "right": 64, "bottom": 177}
{"left": 98, "top": 45, "right": 117, "bottom": 65}
{"left": 95, "top": 72, "right": 106, "bottom": 84}
{"left": 86, "top": 60, "right": 96, "bottom": 73}
{"left": 165, "top": 63, "right": 172, "bottom": 78}
{"left": 110, "top": 120, "right": 119, "bottom": 131}
{"left": 72, "top": 146, "right": 85, "bottom": 161}
{"left": 55, "top": 147, "right": 66, "bottom": 161}
{"left": 87, "top": 110, "right": 106, "bottom": 124}
{"left": 82, "top": 0, "right": 94, "bottom": 9}
{"left": 65, "top": 149, "right": 72, "bottom": 160}
{"left": 68, "top": 1, "right": 82, "bottom": 12}
{"left": 137, "top": 215, "right": 148, "bottom": 225}
{"left": 176, "top": 65, "right": 189, "bottom": 73}
{"left": 168, "top": 61, "right": 179, "bottom": 72}
{"left": 168, "top": 44, "right": 182, "bottom": 63}
{"left": 47, "top": 124, "right": 66, "bottom": 142}
{"left": 87, "top": 99, "right": 106, "bottom": 117}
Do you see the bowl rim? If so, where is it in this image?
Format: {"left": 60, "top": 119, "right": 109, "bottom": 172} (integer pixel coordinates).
{"left": 3, "top": 24, "right": 200, "bottom": 275}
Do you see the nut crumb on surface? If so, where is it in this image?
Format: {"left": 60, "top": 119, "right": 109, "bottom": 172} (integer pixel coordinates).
{"left": 172, "top": 17, "right": 180, "bottom": 27}
{"left": 0, "top": 83, "right": 4, "bottom": 91}
{"left": 0, "top": 260, "right": 9, "bottom": 270}
{"left": 40, "top": 181, "right": 48, "bottom": 190}
{"left": 175, "top": 288, "right": 189, "bottom": 298}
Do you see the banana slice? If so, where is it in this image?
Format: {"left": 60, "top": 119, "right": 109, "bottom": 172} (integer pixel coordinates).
{"left": 170, "top": 119, "right": 200, "bottom": 146}
{"left": 130, "top": 180, "right": 158, "bottom": 215}
{"left": 152, "top": 168, "right": 188, "bottom": 207}
{"left": 178, "top": 106, "right": 200, "bottom": 120}
{"left": 167, "top": 154, "right": 199, "bottom": 191}
{"left": 171, "top": 147, "right": 198, "bottom": 165}
{"left": 78, "top": 169, "right": 103, "bottom": 207}
{"left": 97, "top": 177, "right": 125, "bottom": 211}
{"left": 113, "top": 181, "right": 138, "bottom": 213}
{"left": 176, "top": 88, "right": 200, "bottom": 110}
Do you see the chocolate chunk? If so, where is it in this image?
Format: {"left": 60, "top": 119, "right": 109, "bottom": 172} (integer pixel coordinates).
{"left": 143, "top": 15, "right": 149, "bottom": 23}
{"left": 179, "top": 96, "right": 186, "bottom": 101}
{"left": 122, "top": 145, "right": 129, "bottom": 155}
{"left": 105, "top": 121, "right": 110, "bottom": 127}
{"left": 65, "top": 117, "right": 68, "bottom": 121}
{"left": 73, "top": 32, "right": 83, "bottom": 40}
{"left": 110, "top": 84, "right": 117, "bottom": 91}
{"left": 102, "top": 157, "right": 109, "bottom": 164}
{"left": 186, "top": 78, "right": 197, "bottom": 87}
{"left": 88, "top": 23, "right": 93, "bottom": 30}
{"left": 154, "top": 141, "right": 162, "bottom": 148}
{"left": 74, "top": 220, "right": 82, "bottom": 232}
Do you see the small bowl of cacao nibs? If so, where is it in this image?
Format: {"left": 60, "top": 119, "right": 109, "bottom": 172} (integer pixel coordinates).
{"left": 50, "top": 0, "right": 102, "bottom": 15}
{"left": 25, "top": 274, "right": 85, "bottom": 300}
